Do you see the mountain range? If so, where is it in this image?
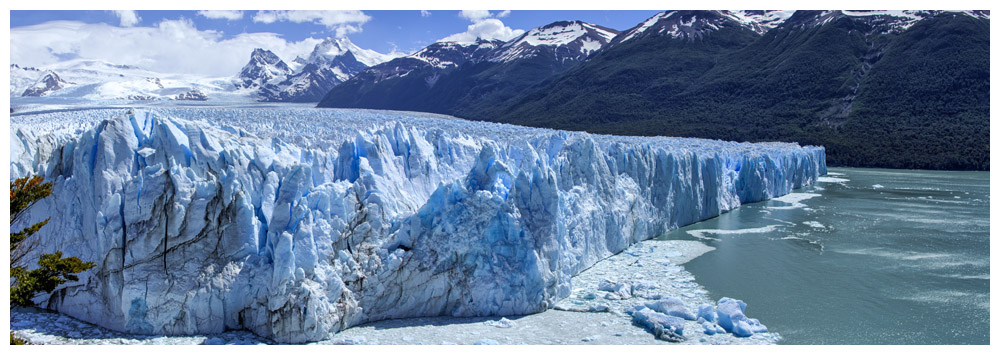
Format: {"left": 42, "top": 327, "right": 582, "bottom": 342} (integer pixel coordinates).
{"left": 317, "top": 10, "right": 990, "bottom": 170}
{"left": 9, "top": 36, "right": 400, "bottom": 103}
{"left": 10, "top": 60, "right": 230, "bottom": 101}
{"left": 319, "top": 20, "right": 620, "bottom": 115}
{"left": 9, "top": 10, "right": 989, "bottom": 170}
{"left": 237, "top": 37, "right": 397, "bottom": 102}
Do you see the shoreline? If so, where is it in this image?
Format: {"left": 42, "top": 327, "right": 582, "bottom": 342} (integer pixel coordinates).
{"left": 10, "top": 238, "right": 776, "bottom": 345}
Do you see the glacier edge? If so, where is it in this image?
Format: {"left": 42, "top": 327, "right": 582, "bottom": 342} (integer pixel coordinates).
{"left": 9, "top": 107, "right": 826, "bottom": 343}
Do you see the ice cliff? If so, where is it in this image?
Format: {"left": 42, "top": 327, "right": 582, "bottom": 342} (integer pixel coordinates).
{"left": 9, "top": 107, "right": 826, "bottom": 343}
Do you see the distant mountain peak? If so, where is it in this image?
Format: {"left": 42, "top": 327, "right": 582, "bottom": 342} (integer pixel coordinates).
{"left": 612, "top": 10, "right": 754, "bottom": 45}
{"left": 722, "top": 10, "right": 796, "bottom": 34}
{"left": 22, "top": 70, "right": 70, "bottom": 97}
{"left": 308, "top": 37, "right": 355, "bottom": 63}
{"left": 521, "top": 20, "right": 618, "bottom": 46}
{"left": 783, "top": 10, "right": 988, "bottom": 33}
{"left": 782, "top": 10, "right": 924, "bottom": 32}
{"left": 236, "top": 48, "right": 293, "bottom": 89}
{"left": 11, "top": 64, "right": 41, "bottom": 72}
{"left": 489, "top": 20, "right": 620, "bottom": 62}
{"left": 248, "top": 38, "right": 399, "bottom": 102}
{"left": 610, "top": 10, "right": 805, "bottom": 46}
{"left": 250, "top": 48, "right": 280, "bottom": 61}
{"left": 411, "top": 39, "right": 505, "bottom": 69}
{"left": 308, "top": 36, "right": 397, "bottom": 68}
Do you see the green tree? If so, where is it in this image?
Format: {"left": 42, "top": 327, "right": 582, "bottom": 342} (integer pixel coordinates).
{"left": 10, "top": 332, "right": 30, "bottom": 345}
{"left": 10, "top": 176, "right": 96, "bottom": 307}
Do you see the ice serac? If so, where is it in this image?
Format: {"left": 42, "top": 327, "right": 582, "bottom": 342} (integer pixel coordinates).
{"left": 10, "top": 108, "right": 826, "bottom": 343}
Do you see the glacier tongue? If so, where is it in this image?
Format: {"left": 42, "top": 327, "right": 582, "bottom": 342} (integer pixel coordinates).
{"left": 9, "top": 107, "right": 826, "bottom": 343}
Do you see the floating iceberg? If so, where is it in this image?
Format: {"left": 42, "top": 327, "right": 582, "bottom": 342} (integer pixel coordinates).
{"left": 9, "top": 107, "right": 825, "bottom": 343}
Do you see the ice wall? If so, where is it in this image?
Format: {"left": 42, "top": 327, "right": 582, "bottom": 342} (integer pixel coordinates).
{"left": 9, "top": 108, "right": 825, "bottom": 343}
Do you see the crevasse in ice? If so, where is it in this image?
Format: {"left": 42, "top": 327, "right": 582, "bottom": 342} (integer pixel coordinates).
{"left": 9, "top": 107, "right": 825, "bottom": 343}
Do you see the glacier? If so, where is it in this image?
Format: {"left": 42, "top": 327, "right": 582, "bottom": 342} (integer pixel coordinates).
{"left": 9, "top": 107, "right": 826, "bottom": 343}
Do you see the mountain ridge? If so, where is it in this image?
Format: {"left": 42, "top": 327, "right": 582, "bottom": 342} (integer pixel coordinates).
{"left": 317, "top": 10, "right": 989, "bottom": 170}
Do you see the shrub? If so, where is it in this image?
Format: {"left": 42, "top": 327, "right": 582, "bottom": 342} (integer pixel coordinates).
{"left": 10, "top": 176, "right": 96, "bottom": 307}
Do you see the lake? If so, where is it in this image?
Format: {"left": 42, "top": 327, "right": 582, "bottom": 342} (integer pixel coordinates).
{"left": 661, "top": 167, "right": 990, "bottom": 344}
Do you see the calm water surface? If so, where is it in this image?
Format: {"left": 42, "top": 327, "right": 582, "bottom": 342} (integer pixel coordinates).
{"left": 660, "top": 167, "right": 989, "bottom": 344}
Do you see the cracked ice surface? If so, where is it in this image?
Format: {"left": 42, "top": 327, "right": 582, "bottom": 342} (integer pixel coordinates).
{"left": 10, "top": 240, "right": 777, "bottom": 345}
{"left": 9, "top": 107, "right": 825, "bottom": 343}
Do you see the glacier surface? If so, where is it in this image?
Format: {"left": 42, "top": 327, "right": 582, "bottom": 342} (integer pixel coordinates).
{"left": 9, "top": 107, "right": 825, "bottom": 343}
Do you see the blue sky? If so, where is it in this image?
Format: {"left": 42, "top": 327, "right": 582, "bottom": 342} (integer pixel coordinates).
{"left": 10, "top": 10, "right": 661, "bottom": 63}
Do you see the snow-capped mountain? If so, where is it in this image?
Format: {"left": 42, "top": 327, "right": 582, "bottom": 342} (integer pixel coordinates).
{"left": 11, "top": 64, "right": 43, "bottom": 96}
{"left": 243, "top": 37, "right": 399, "bottom": 102}
{"left": 608, "top": 10, "right": 989, "bottom": 46}
{"left": 411, "top": 39, "right": 506, "bottom": 69}
{"left": 318, "top": 21, "right": 620, "bottom": 116}
{"left": 298, "top": 36, "right": 396, "bottom": 69}
{"left": 326, "top": 38, "right": 505, "bottom": 89}
{"left": 469, "top": 10, "right": 989, "bottom": 170}
{"left": 10, "top": 59, "right": 237, "bottom": 102}
{"left": 611, "top": 10, "right": 775, "bottom": 45}
{"left": 173, "top": 88, "right": 208, "bottom": 101}
{"left": 783, "top": 10, "right": 990, "bottom": 33}
{"left": 10, "top": 37, "right": 396, "bottom": 104}
{"left": 259, "top": 63, "right": 346, "bottom": 102}
{"left": 21, "top": 70, "right": 70, "bottom": 97}
{"left": 235, "top": 48, "right": 293, "bottom": 89}
{"left": 487, "top": 21, "right": 620, "bottom": 63}
{"left": 723, "top": 10, "right": 796, "bottom": 34}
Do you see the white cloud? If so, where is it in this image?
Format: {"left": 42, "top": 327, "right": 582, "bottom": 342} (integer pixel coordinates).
{"left": 458, "top": 10, "right": 493, "bottom": 21}
{"left": 197, "top": 10, "right": 244, "bottom": 21}
{"left": 442, "top": 10, "right": 523, "bottom": 43}
{"left": 420, "top": 10, "right": 431, "bottom": 17}
{"left": 112, "top": 10, "right": 141, "bottom": 27}
{"left": 383, "top": 42, "right": 409, "bottom": 58}
{"left": 440, "top": 18, "right": 524, "bottom": 43}
{"left": 10, "top": 19, "right": 324, "bottom": 77}
{"left": 253, "top": 10, "right": 370, "bottom": 37}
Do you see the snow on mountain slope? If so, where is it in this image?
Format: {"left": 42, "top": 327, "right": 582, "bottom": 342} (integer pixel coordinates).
{"left": 333, "top": 39, "right": 504, "bottom": 87}
{"left": 610, "top": 10, "right": 987, "bottom": 45}
{"left": 235, "top": 49, "right": 294, "bottom": 89}
{"left": 21, "top": 70, "right": 71, "bottom": 97}
{"left": 258, "top": 63, "right": 346, "bottom": 102}
{"left": 302, "top": 37, "right": 398, "bottom": 69}
{"left": 10, "top": 107, "right": 825, "bottom": 343}
{"left": 789, "top": 10, "right": 927, "bottom": 32}
{"left": 611, "top": 10, "right": 758, "bottom": 45}
{"left": 11, "top": 64, "right": 44, "bottom": 96}
{"left": 723, "top": 10, "right": 796, "bottom": 34}
{"left": 242, "top": 37, "right": 399, "bottom": 102}
{"left": 488, "top": 21, "right": 620, "bottom": 63}
{"left": 10, "top": 37, "right": 397, "bottom": 103}
{"left": 10, "top": 59, "right": 243, "bottom": 102}
{"left": 411, "top": 39, "right": 505, "bottom": 69}
{"left": 786, "top": 10, "right": 989, "bottom": 33}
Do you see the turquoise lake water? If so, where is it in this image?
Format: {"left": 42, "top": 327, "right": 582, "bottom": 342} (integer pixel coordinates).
{"left": 661, "top": 167, "right": 989, "bottom": 344}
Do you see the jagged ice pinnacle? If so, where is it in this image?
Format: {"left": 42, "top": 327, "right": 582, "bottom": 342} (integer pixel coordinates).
{"left": 9, "top": 107, "right": 826, "bottom": 343}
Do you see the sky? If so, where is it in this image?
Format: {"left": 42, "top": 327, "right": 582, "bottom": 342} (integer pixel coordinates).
{"left": 9, "top": 10, "right": 662, "bottom": 77}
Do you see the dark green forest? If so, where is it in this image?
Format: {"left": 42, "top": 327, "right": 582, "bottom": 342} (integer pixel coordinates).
{"left": 320, "top": 12, "right": 990, "bottom": 170}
